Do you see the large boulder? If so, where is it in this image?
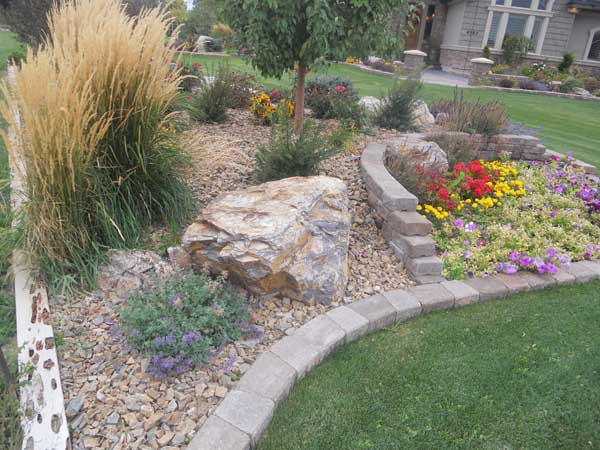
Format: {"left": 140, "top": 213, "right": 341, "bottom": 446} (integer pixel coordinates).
{"left": 413, "top": 100, "right": 435, "bottom": 130}
{"left": 182, "top": 176, "right": 350, "bottom": 304}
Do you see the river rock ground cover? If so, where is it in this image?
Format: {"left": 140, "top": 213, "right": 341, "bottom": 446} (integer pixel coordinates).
{"left": 54, "top": 109, "right": 415, "bottom": 450}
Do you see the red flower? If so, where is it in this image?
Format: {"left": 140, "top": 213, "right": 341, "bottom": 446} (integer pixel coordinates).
{"left": 438, "top": 188, "right": 450, "bottom": 201}
{"left": 453, "top": 162, "right": 466, "bottom": 171}
{"left": 192, "top": 63, "right": 201, "bottom": 69}
{"left": 335, "top": 85, "right": 347, "bottom": 94}
{"left": 186, "top": 95, "right": 193, "bottom": 100}
{"left": 271, "top": 89, "right": 279, "bottom": 99}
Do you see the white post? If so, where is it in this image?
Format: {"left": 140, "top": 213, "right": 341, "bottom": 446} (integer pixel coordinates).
{"left": 7, "top": 65, "right": 71, "bottom": 450}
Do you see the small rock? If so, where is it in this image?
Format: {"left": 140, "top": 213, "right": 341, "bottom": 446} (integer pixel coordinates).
{"left": 143, "top": 412, "right": 163, "bottom": 431}
{"left": 106, "top": 412, "right": 120, "bottom": 425}
{"left": 66, "top": 397, "right": 84, "bottom": 418}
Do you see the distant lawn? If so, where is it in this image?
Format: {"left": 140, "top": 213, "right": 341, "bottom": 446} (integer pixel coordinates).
{"left": 183, "top": 54, "right": 600, "bottom": 168}
{"left": 0, "top": 31, "right": 23, "bottom": 72}
{"left": 258, "top": 281, "right": 600, "bottom": 450}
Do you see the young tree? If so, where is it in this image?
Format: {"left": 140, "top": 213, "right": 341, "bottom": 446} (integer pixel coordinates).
{"left": 220, "top": 0, "right": 406, "bottom": 132}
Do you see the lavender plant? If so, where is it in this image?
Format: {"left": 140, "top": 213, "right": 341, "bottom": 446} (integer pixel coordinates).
{"left": 120, "top": 272, "right": 249, "bottom": 379}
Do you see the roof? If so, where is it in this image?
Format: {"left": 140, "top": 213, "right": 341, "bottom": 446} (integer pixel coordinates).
{"left": 568, "top": 0, "right": 600, "bottom": 11}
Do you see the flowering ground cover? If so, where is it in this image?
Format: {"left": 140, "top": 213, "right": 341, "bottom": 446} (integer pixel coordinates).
{"left": 418, "top": 155, "right": 600, "bottom": 279}
{"left": 257, "top": 281, "right": 600, "bottom": 450}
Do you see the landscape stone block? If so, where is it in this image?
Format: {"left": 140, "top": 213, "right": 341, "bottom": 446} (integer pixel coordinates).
{"left": 269, "top": 335, "right": 322, "bottom": 378}
{"left": 440, "top": 280, "right": 480, "bottom": 306}
{"left": 494, "top": 273, "right": 530, "bottom": 293}
{"left": 346, "top": 294, "right": 397, "bottom": 331}
{"left": 463, "top": 276, "right": 509, "bottom": 301}
{"left": 387, "top": 211, "right": 432, "bottom": 236}
{"left": 236, "top": 352, "right": 296, "bottom": 404}
{"left": 580, "top": 260, "right": 600, "bottom": 277}
{"left": 408, "top": 284, "right": 455, "bottom": 312}
{"left": 517, "top": 271, "right": 556, "bottom": 290}
{"left": 549, "top": 269, "right": 576, "bottom": 284}
{"left": 566, "top": 261, "right": 598, "bottom": 282}
{"left": 213, "top": 390, "right": 274, "bottom": 445}
{"left": 186, "top": 415, "right": 250, "bottom": 450}
{"left": 404, "top": 255, "right": 443, "bottom": 276}
{"left": 326, "top": 306, "right": 369, "bottom": 343}
{"left": 382, "top": 289, "right": 422, "bottom": 321}
{"left": 295, "top": 315, "right": 346, "bottom": 357}
{"left": 392, "top": 235, "right": 436, "bottom": 258}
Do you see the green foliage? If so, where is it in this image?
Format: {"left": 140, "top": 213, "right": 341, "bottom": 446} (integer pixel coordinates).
{"left": 482, "top": 46, "right": 491, "bottom": 59}
{"left": 426, "top": 132, "right": 480, "bottom": 167}
{"left": 120, "top": 272, "right": 249, "bottom": 378}
{"left": 502, "top": 35, "right": 533, "bottom": 66}
{"left": 0, "top": 292, "right": 15, "bottom": 347}
{"left": 254, "top": 110, "right": 339, "bottom": 183}
{"left": 182, "top": 0, "right": 217, "bottom": 39}
{"left": 0, "top": 0, "right": 56, "bottom": 46}
{"left": 559, "top": 77, "right": 582, "bottom": 93}
{"left": 0, "top": 346, "right": 20, "bottom": 450}
{"left": 188, "top": 73, "right": 230, "bottom": 123}
{"left": 558, "top": 51, "right": 575, "bottom": 73}
{"left": 373, "top": 79, "right": 421, "bottom": 131}
{"left": 491, "top": 64, "right": 511, "bottom": 74}
{"left": 594, "top": 89, "right": 600, "bottom": 97}
{"left": 305, "top": 76, "right": 366, "bottom": 128}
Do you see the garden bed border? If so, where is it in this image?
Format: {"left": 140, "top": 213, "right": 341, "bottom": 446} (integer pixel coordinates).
{"left": 472, "top": 84, "right": 600, "bottom": 102}
{"left": 186, "top": 262, "right": 600, "bottom": 450}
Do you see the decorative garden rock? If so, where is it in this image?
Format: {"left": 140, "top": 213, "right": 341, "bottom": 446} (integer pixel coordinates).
{"left": 413, "top": 100, "right": 435, "bottom": 130}
{"left": 182, "top": 176, "right": 351, "bottom": 304}
{"left": 359, "top": 96, "right": 382, "bottom": 112}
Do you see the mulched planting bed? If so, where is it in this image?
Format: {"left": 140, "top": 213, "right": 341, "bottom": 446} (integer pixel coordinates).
{"left": 55, "top": 109, "right": 414, "bottom": 450}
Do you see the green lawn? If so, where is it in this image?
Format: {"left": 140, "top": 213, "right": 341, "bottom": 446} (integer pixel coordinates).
{"left": 183, "top": 54, "right": 600, "bottom": 168}
{"left": 0, "top": 31, "right": 23, "bottom": 72}
{"left": 258, "top": 281, "right": 600, "bottom": 450}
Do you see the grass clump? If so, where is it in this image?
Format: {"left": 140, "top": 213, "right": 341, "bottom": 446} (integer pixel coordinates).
{"left": 430, "top": 89, "right": 508, "bottom": 136}
{"left": 254, "top": 110, "right": 340, "bottom": 183}
{"left": 373, "top": 79, "right": 421, "bottom": 131}
{"left": 120, "top": 272, "right": 249, "bottom": 379}
{"left": 1, "top": 0, "right": 192, "bottom": 287}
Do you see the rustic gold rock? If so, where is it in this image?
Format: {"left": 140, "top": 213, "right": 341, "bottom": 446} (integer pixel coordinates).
{"left": 182, "top": 176, "right": 351, "bottom": 304}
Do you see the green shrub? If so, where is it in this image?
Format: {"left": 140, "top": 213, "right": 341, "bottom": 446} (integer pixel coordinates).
{"left": 373, "top": 79, "right": 422, "bottom": 131}
{"left": 559, "top": 77, "right": 582, "bottom": 93}
{"left": 502, "top": 35, "right": 533, "bottom": 65}
{"left": 558, "top": 51, "right": 575, "bottom": 73}
{"left": 222, "top": 71, "right": 257, "bottom": 109}
{"left": 120, "top": 272, "right": 249, "bottom": 379}
{"left": 482, "top": 46, "right": 491, "bottom": 59}
{"left": 254, "top": 110, "right": 339, "bottom": 182}
{"left": 594, "top": 89, "right": 600, "bottom": 97}
{"left": 583, "top": 77, "right": 600, "bottom": 93}
{"left": 305, "top": 76, "right": 365, "bottom": 128}
{"left": 327, "top": 120, "right": 357, "bottom": 151}
{"left": 491, "top": 64, "right": 511, "bottom": 74}
{"left": 1, "top": 0, "right": 193, "bottom": 287}
{"left": 498, "top": 78, "right": 515, "bottom": 88}
{"left": 188, "top": 79, "right": 229, "bottom": 123}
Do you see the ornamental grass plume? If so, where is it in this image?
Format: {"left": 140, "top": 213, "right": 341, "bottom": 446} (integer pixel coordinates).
{"left": 1, "top": 0, "right": 192, "bottom": 286}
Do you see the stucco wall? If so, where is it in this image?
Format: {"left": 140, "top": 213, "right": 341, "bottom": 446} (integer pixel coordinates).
{"left": 444, "top": 1, "right": 467, "bottom": 46}
{"left": 567, "top": 11, "right": 600, "bottom": 60}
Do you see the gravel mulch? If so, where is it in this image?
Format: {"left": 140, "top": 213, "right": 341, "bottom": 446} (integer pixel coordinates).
{"left": 55, "top": 109, "right": 413, "bottom": 450}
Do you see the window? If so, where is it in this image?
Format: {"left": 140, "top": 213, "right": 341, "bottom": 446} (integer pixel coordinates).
{"left": 482, "top": 0, "right": 553, "bottom": 53}
{"left": 487, "top": 12, "right": 502, "bottom": 46}
{"left": 588, "top": 30, "right": 600, "bottom": 61}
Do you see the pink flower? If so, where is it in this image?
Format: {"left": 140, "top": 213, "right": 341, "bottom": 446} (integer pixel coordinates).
{"left": 335, "top": 85, "right": 347, "bottom": 94}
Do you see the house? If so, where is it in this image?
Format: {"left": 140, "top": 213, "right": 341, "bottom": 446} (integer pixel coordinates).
{"left": 184, "top": 0, "right": 194, "bottom": 11}
{"left": 407, "top": 0, "right": 600, "bottom": 75}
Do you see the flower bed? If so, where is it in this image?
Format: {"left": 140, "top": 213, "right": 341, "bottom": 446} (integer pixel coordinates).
{"left": 416, "top": 155, "right": 600, "bottom": 279}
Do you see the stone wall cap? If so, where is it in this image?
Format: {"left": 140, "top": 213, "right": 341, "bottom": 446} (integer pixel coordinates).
{"left": 404, "top": 49, "right": 427, "bottom": 56}
{"left": 470, "top": 57, "right": 494, "bottom": 64}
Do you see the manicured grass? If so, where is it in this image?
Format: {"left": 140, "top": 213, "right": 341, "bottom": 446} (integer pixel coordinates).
{"left": 183, "top": 54, "right": 600, "bottom": 168}
{"left": 0, "top": 31, "right": 23, "bottom": 72}
{"left": 258, "top": 281, "right": 600, "bottom": 450}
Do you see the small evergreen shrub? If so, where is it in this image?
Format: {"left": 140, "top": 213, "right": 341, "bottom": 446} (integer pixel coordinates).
{"left": 188, "top": 75, "right": 230, "bottom": 123}
{"left": 120, "top": 272, "right": 249, "bottom": 379}
{"left": 559, "top": 77, "right": 582, "bottom": 93}
{"left": 558, "top": 51, "right": 575, "bottom": 73}
{"left": 254, "top": 110, "right": 339, "bottom": 182}
{"left": 373, "top": 79, "right": 421, "bottom": 131}
{"left": 482, "top": 46, "right": 491, "bottom": 59}
{"left": 502, "top": 35, "right": 533, "bottom": 65}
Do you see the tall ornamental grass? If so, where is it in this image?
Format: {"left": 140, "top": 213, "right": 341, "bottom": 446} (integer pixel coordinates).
{"left": 1, "top": 0, "right": 192, "bottom": 285}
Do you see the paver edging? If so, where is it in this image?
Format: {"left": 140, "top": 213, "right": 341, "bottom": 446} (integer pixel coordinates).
{"left": 185, "top": 269, "right": 600, "bottom": 450}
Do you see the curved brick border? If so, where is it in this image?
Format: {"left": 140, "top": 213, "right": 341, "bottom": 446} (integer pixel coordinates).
{"left": 186, "top": 261, "right": 600, "bottom": 450}
{"left": 361, "top": 142, "right": 443, "bottom": 283}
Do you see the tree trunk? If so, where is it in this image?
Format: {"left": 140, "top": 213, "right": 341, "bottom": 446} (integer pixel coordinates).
{"left": 294, "top": 63, "right": 307, "bottom": 134}
{"left": 0, "top": 346, "right": 15, "bottom": 396}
